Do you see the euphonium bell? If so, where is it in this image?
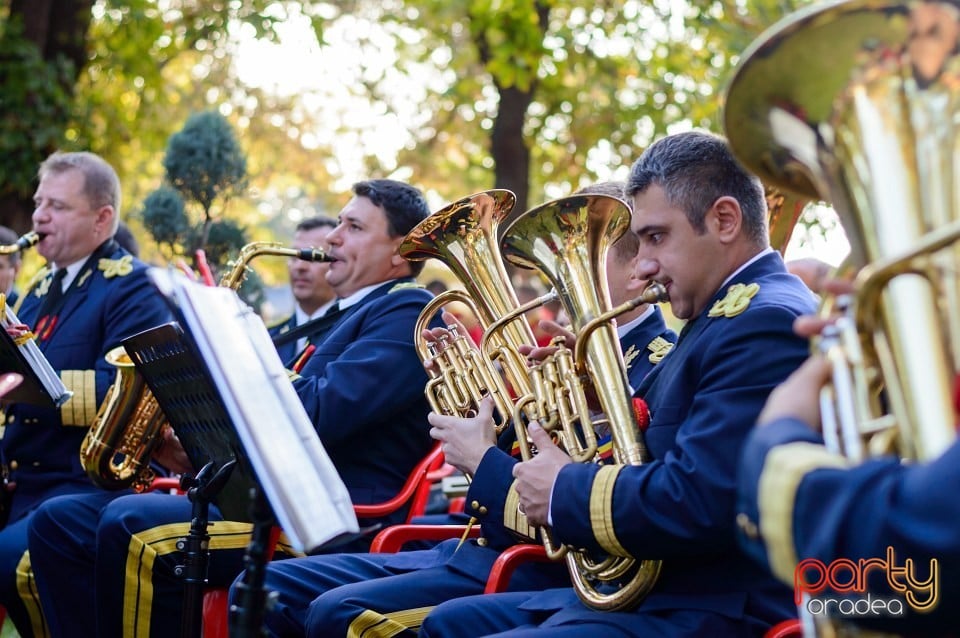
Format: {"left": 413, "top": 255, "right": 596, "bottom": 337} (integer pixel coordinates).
{"left": 80, "top": 346, "right": 167, "bottom": 491}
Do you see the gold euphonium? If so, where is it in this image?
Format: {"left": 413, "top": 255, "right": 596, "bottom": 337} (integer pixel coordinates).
{"left": 499, "top": 193, "right": 666, "bottom": 612}
{"left": 402, "top": 190, "right": 667, "bottom": 612}
{"left": 725, "top": 0, "right": 960, "bottom": 464}
{"left": 399, "top": 190, "right": 547, "bottom": 434}
{"left": 81, "top": 239, "right": 332, "bottom": 490}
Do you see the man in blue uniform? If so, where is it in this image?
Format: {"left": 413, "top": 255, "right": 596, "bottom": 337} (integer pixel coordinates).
{"left": 238, "top": 181, "right": 678, "bottom": 637}
{"left": 0, "top": 151, "right": 171, "bottom": 638}
{"left": 737, "top": 350, "right": 960, "bottom": 635}
{"left": 26, "top": 179, "right": 438, "bottom": 638}
{"left": 419, "top": 130, "right": 817, "bottom": 638}
{"left": 268, "top": 215, "right": 337, "bottom": 367}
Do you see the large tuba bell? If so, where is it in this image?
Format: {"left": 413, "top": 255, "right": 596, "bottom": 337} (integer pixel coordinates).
{"left": 401, "top": 190, "right": 666, "bottom": 611}
{"left": 724, "top": 0, "right": 960, "bottom": 464}
{"left": 81, "top": 240, "right": 331, "bottom": 490}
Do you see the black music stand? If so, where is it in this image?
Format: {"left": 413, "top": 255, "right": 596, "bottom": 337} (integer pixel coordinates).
{"left": 0, "top": 310, "right": 72, "bottom": 408}
{"left": 126, "top": 270, "right": 359, "bottom": 638}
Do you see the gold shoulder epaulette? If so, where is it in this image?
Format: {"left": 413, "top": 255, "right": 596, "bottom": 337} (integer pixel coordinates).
{"left": 389, "top": 281, "right": 425, "bottom": 293}
{"left": 646, "top": 336, "right": 674, "bottom": 364}
{"left": 708, "top": 282, "right": 760, "bottom": 318}
{"left": 267, "top": 315, "right": 293, "bottom": 330}
{"left": 98, "top": 255, "right": 134, "bottom": 279}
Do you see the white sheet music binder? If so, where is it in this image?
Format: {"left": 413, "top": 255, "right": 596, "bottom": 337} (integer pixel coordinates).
{"left": 0, "top": 304, "right": 73, "bottom": 408}
{"left": 148, "top": 269, "right": 359, "bottom": 554}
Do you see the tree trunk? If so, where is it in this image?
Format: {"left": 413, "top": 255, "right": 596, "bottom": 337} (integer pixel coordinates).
{"left": 491, "top": 85, "right": 533, "bottom": 212}
{"left": 0, "top": 0, "right": 93, "bottom": 233}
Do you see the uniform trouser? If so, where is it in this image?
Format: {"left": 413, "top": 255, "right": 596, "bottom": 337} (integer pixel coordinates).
{"left": 419, "top": 589, "right": 756, "bottom": 638}
{"left": 0, "top": 480, "right": 104, "bottom": 638}
{"left": 243, "top": 544, "right": 569, "bottom": 638}
{"left": 28, "top": 490, "right": 249, "bottom": 638}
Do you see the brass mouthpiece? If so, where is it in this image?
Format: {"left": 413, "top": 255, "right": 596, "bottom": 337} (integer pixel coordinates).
{"left": 0, "top": 231, "right": 41, "bottom": 255}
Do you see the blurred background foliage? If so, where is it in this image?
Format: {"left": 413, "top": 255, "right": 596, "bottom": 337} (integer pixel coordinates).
{"left": 0, "top": 0, "right": 827, "bottom": 311}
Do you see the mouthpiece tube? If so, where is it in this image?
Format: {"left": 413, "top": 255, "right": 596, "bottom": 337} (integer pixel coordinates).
{"left": 294, "top": 247, "right": 332, "bottom": 262}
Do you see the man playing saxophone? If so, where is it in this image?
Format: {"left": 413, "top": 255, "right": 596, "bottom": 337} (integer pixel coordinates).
{"left": 237, "top": 180, "right": 678, "bottom": 637}
{"left": 26, "top": 179, "right": 439, "bottom": 638}
{"left": 0, "top": 151, "right": 172, "bottom": 638}
{"left": 420, "top": 130, "right": 816, "bottom": 637}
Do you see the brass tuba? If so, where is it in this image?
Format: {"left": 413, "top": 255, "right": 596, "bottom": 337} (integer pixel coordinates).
{"left": 724, "top": 0, "right": 960, "bottom": 464}
{"left": 80, "top": 240, "right": 331, "bottom": 490}
{"left": 401, "top": 190, "right": 666, "bottom": 611}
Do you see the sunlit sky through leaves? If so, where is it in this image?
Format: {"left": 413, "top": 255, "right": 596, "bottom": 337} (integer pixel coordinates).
{"left": 230, "top": 7, "right": 851, "bottom": 267}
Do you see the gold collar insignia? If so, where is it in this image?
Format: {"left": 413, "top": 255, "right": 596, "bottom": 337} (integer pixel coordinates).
{"left": 646, "top": 336, "right": 674, "bottom": 364}
{"left": 98, "top": 255, "right": 133, "bottom": 279}
{"left": 389, "top": 281, "right": 425, "bottom": 293}
{"left": 708, "top": 282, "right": 760, "bottom": 319}
{"left": 34, "top": 273, "right": 53, "bottom": 298}
{"left": 623, "top": 345, "right": 640, "bottom": 369}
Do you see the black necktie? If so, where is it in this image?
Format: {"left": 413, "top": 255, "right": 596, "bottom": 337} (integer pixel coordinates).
{"left": 323, "top": 300, "right": 341, "bottom": 317}
{"left": 38, "top": 269, "right": 67, "bottom": 318}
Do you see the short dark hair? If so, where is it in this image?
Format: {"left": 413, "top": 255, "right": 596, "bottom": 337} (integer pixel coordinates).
{"left": 573, "top": 181, "right": 638, "bottom": 264}
{"left": 625, "top": 131, "right": 767, "bottom": 246}
{"left": 352, "top": 179, "right": 431, "bottom": 276}
{"left": 114, "top": 221, "right": 140, "bottom": 257}
{"left": 295, "top": 216, "right": 337, "bottom": 233}
{"left": 0, "top": 226, "right": 21, "bottom": 265}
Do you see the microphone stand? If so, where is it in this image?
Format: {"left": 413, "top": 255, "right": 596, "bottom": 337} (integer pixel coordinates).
{"left": 229, "top": 484, "right": 278, "bottom": 638}
{"left": 176, "top": 459, "right": 237, "bottom": 638}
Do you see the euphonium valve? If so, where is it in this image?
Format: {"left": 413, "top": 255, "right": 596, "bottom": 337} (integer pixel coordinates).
{"left": 400, "top": 190, "right": 543, "bottom": 431}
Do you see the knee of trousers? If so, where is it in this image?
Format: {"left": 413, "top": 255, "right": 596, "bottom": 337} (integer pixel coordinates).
{"left": 305, "top": 588, "right": 367, "bottom": 635}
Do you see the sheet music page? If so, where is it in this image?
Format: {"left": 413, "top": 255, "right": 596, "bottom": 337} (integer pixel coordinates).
{"left": 150, "top": 270, "right": 358, "bottom": 553}
{"left": 1, "top": 305, "right": 73, "bottom": 407}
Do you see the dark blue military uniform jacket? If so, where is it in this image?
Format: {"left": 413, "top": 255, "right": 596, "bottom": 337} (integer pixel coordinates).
{"left": 738, "top": 418, "right": 960, "bottom": 635}
{"left": 509, "top": 252, "right": 815, "bottom": 629}
{"left": 1, "top": 240, "right": 171, "bottom": 523}
{"left": 383, "top": 302, "right": 677, "bottom": 578}
{"left": 268, "top": 314, "right": 299, "bottom": 367}
{"left": 292, "top": 278, "right": 438, "bottom": 529}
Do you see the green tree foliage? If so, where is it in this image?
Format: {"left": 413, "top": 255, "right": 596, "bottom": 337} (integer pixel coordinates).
{"left": 142, "top": 110, "right": 248, "bottom": 267}
{"left": 163, "top": 110, "right": 248, "bottom": 244}
{"left": 140, "top": 185, "right": 188, "bottom": 255}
